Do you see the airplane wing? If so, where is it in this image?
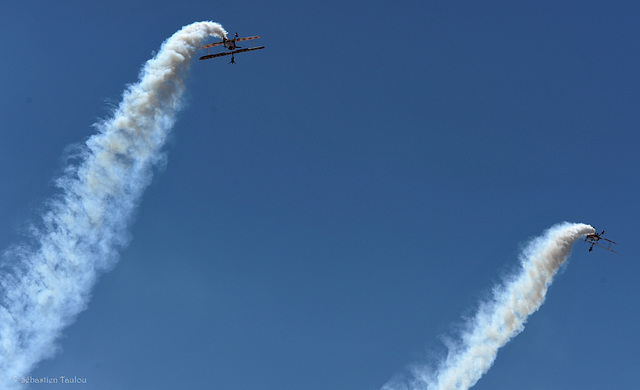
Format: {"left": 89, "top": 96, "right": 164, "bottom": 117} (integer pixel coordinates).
{"left": 235, "top": 36, "right": 261, "bottom": 42}
{"left": 586, "top": 237, "right": 618, "bottom": 253}
{"left": 199, "top": 51, "right": 233, "bottom": 60}
{"left": 590, "top": 241, "right": 617, "bottom": 253}
{"left": 200, "top": 37, "right": 260, "bottom": 49}
{"left": 233, "top": 46, "right": 265, "bottom": 54}
{"left": 200, "top": 42, "right": 225, "bottom": 49}
{"left": 198, "top": 46, "right": 265, "bottom": 61}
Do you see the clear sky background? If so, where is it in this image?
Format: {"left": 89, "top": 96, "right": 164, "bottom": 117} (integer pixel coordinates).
{"left": 1, "top": 1, "right": 639, "bottom": 389}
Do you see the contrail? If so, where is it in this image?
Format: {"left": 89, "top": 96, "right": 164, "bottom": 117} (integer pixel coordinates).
{"left": 383, "top": 222, "right": 595, "bottom": 390}
{"left": 0, "top": 21, "right": 226, "bottom": 388}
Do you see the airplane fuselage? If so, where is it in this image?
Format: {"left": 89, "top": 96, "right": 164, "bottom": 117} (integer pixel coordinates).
{"left": 224, "top": 39, "right": 238, "bottom": 50}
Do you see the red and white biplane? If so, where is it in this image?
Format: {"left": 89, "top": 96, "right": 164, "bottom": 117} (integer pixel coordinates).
{"left": 585, "top": 230, "right": 617, "bottom": 253}
{"left": 199, "top": 33, "right": 264, "bottom": 64}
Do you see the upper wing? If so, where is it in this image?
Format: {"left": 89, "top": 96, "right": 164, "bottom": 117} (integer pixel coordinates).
{"left": 200, "top": 41, "right": 225, "bottom": 49}
{"left": 235, "top": 36, "right": 261, "bottom": 42}
{"left": 200, "top": 36, "right": 260, "bottom": 49}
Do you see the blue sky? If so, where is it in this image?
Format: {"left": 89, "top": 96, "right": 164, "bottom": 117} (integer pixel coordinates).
{"left": 1, "top": 1, "right": 639, "bottom": 389}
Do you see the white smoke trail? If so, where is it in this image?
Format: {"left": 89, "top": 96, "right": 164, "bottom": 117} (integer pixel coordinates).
{"left": 0, "top": 21, "right": 226, "bottom": 388}
{"left": 383, "top": 222, "right": 595, "bottom": 390}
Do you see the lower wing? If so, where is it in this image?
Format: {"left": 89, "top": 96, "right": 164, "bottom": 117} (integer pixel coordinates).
{"left": 199, "top": 46, "right": 265, "bottom": 61}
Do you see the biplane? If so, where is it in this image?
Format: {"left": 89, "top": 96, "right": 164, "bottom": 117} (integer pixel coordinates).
{"left": 585, "top": 230, "right": 617, "bottom": 253}
{"left": 199, "top": 33, "right": 264, "bottom": 64}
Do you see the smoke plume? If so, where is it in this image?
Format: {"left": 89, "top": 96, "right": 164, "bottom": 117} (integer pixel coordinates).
{"left": 384, "top": 222, "right": 595, "bottom": 390}
{"left": 0, "top": 21, "right": 226, "bottom": 388}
